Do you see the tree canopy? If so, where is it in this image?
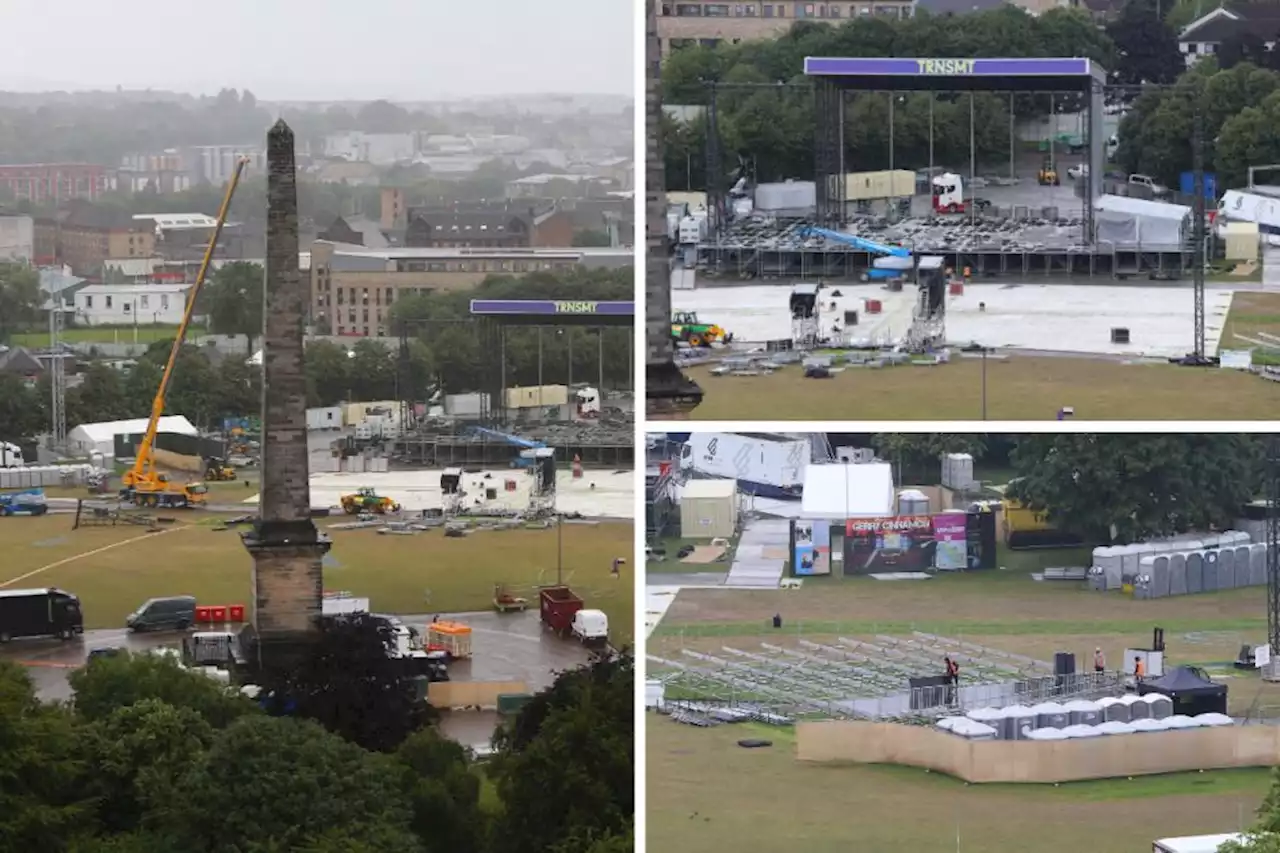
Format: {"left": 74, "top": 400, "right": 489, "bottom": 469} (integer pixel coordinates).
{"left": 657, "top": 9, "right": 1280, "bottom": 191}
{"left": 1006, "top": 434, "right": 1263, "bottom": 543}
{"left": 0, "top": 265, "right": 633, "bottom": 446}
{"left": 1, "top": 644, "right": 634, "bottom": 853}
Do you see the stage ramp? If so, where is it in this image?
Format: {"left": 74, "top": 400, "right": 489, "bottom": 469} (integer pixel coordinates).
{"left": 724, "top": 517, "right": 789, "bottom": 588}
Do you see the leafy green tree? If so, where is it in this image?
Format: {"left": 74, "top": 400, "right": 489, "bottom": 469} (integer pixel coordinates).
{"left": 67, "top": 652, "right": 257, "bottom": 729}
{"left": 214, "top": 355, "right": 262, "bottom": 420}
{"left": 489, "top": 652, "right": 633, "bottom": 853}
{"left": 257, "top": 613, "right": 435, "bottom": 753}
{"left": 0, "top": 262, "right": 42, "bottom": 343}
{"left": 658, "top": 8, "right": 1115, "bottom": 184}
{"left": 68, "top": 361, "right": 131, "bottom": 422}
{"left": 143, "top": 715, "right": 421, "bottom": 853}
{"left": 1006, "top": 434, "right": 1263, "bottom": 544}
{"left": 1107, "top": 0, "right": 1184, "bottom": 86}
{"left": 395, "top": 728, "right": 486, "bottom": 853}
{"left": 349, "top": 338, "right": 397, "bottom": 402}
{"left": 0, "top": 662, "right": 95, "bottom": 851}
{"left": 871, "top": 434, "right": 987, "bottom": 485}
{"left": 1217, "top": 89, "right": 1280, "bottom": 188}
{"left": 0, "top": 373, "right": 46, "bottom": 443}
{"left": 204, "top": 261, "right": 264, "bottom": 356}
{"left": 80, "top": 699, "right": 215, "bottom": 834}
{"left": 305, "top": 339, "right": 352, "bottom": 407}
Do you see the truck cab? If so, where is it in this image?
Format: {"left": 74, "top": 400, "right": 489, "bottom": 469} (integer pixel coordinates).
{"left": 0, "top": 442, "right": 25, "bottom": 468}
{"left": 931, "top": 173, "right": 965, "bottom": 214}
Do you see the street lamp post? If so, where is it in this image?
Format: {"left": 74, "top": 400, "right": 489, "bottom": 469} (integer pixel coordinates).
{"left": 981, "top": 348, "right": 988, "bottom": 421}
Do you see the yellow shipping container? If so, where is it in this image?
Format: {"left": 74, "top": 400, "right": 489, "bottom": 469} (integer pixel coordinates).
{"left": 502, "top": 384, "right": 569, "bottom": 409}
{"left": 837, "top": 169, "right": 917, "bottom": 201}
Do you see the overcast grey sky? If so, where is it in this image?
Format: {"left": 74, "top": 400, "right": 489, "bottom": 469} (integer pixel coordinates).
{"left": 1, "top": 0, "right": 633, "bottom": 100}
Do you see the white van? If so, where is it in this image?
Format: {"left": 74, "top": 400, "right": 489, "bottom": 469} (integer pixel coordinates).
{"left": 1153, "top": 833, "right": 1245, "bottom": 853}
{"left": 571, "top": 609, "right": 609, "bottom": 645}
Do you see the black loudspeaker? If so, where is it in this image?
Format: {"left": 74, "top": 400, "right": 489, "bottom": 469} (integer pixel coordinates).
{"left": 844, "top": 310, "right": 859, "bottom": 326}
{"left": 1111, "top": 327, "right": 1130, "bottom": 344}
{"left": 965, "top": 511, "right": 997, "bottom": 570}
{"left": 440, "top": 470, "right": 461, "bottom": 494}
{"left": 790, "top": 288, "right": 818, "bottom": 319}
{"left": 1054, "top": 652, "right": 1076, "bottom": 676}
{"left": 538, "top": 456, "right": 557, "bottom": 495}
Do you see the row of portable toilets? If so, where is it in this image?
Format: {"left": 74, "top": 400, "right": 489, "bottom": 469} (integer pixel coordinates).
{"left": 0, "top": 464, "right": 101, "bottom": 490}
{"left": 1089, "top": 533, "right": 1266, "bottom": 598}
{"left": 936, "top": 695, "right": 1234, "bottom": 741}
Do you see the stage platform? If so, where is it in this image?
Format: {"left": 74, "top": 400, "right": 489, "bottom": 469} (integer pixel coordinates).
{"left": 672, "top": 282, "right": 1234, "bottom": 359}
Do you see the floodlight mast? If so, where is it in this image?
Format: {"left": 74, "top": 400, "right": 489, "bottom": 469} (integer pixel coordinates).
{"left": 1267, "top": 435, "right": 1280, "bottom": 680}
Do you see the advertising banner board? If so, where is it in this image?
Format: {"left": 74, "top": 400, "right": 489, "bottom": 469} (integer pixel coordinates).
{"left": 844, "top": 516, "right": 935, "bottom": 574}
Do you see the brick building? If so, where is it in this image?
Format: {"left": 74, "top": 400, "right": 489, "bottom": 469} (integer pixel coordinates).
{"left": 34, "top": 204, "right": 156, "bottom": 277}
{"left": 0, "top": 163, "right": 109, "bottom": 204}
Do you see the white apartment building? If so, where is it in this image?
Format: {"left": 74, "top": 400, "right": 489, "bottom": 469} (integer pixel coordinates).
{"left": 322, "top": 132, "right": 417, "bottom": 166}
{"left": 187, "top": 145, "right": 266, "bottom": 185}
{"left": 74, "top": 283, "right": 191, "bottom": 326}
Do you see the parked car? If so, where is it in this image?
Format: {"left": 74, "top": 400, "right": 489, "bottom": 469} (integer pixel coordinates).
{"left": 126, "top": 595, "right": 197, "bottom": 632}
{"left": 1128, "top": 174, "right": 1169, "bottom": 196}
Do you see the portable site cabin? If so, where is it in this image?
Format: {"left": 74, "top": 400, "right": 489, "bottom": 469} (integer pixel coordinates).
{"left": 679, "top": 478, "right": 738, "bottom": 539}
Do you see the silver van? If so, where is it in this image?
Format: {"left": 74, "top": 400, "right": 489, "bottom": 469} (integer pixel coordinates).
{"left": 126, "top": 595, "right": 197, "bottom": 632}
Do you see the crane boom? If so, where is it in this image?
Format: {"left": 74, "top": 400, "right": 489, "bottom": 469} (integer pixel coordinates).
{"left": 123, "top": 157, "right": 249, "bottom": 489}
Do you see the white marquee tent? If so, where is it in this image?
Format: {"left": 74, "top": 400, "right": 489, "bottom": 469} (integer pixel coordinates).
{"left": 67, "top": 416, "right": 197, "bottom": 457}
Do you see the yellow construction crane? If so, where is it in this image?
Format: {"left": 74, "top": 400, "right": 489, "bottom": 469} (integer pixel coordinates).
{"left": 120, "top": 157, "right": 249, "bottom": 509}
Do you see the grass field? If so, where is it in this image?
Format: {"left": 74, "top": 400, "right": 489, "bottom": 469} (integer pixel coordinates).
{"left": 0, "top": 513, "right": 634, "bottom": 643}
{"left": 648, "top": 551, "right": 1280, "bottom": 850}
{"left": 647, "top": 718, "right": 1270, "bottom": 853}
{"left": 1221, "top": 291, "right": 1280, "bottom": 364}
{"left": 686, "top": 355, "right": 1280, "bottom": 419}
{"left": 11, "top": 325, "right": 203, "bottom": 347}
{"left": 686, "top": 290, "right": 1280, "bottom": 419}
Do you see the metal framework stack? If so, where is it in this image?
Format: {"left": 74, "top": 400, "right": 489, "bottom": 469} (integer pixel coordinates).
{"left": 650, "top": 632, "right": 1117, "bottom": 724}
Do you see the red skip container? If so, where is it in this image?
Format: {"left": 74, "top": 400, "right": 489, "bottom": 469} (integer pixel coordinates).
{"left": 865, "top": 299, "right": 882, "bottom": 314}
{"left": 950, "top": 282, "right": 965, "bottom": 295}
{"left": 195, "top": 606, "right": 213, "bottom": 624}
{"left": 228, "top": 604, "right": 246, "bottom": 623}
{"left": 209, "top": 605, "right": 228, "bottom": 623}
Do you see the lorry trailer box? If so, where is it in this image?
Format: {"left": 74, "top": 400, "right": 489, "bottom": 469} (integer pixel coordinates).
{"left": 0, "top": 587, "right": 84, "bottom": 641}
{"left": 539, "top": 585, "right": 584, "bottom": 634}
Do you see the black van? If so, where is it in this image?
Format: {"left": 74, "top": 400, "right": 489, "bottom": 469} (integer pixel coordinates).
{"left": 0, "top": 588, "right": 84, "bottom": 642}
{"left": 126, "top": 596, "right": 197, "bottom": 632}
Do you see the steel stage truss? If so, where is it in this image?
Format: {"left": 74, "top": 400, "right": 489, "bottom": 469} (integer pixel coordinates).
{"left": 470, "top": 299, "right": 635, "bottom": 429}
{"left": 807, "top": 58, "right": 1107, "bottom": 235}
{"left": 650, "top": 631, "right": 1123, "bottom": 723}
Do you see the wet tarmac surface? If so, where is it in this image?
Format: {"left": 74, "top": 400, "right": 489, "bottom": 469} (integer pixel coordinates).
{"left": 0, "top": 610, "right": 591, "bottom": 748}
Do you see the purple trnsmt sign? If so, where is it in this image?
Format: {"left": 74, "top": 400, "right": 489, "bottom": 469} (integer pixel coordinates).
{"left": 803, "top": 57, "right": 1093, "bottom": 77}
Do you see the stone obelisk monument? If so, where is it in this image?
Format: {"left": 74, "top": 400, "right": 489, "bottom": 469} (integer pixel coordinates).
{"left": 242, "top": 119, "right": 330, "bottom": 671}
{"left": 644, "top": 0, "right": 702, "bottom": 419}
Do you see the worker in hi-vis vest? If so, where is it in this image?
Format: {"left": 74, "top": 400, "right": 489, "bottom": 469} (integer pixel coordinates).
{"left": 1134, "top": 656, "right": 1145, "bottom": 679}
